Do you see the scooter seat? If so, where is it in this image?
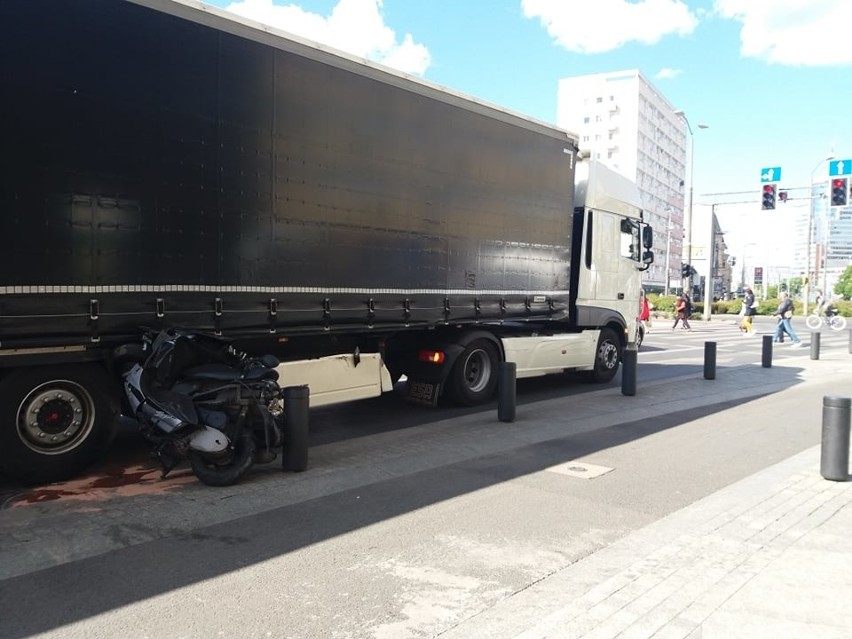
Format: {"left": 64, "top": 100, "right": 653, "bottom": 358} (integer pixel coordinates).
{"left": 243, "top": 367, "right": 279, "bottom": 382}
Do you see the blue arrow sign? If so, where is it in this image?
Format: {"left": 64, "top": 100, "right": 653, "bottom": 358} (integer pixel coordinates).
{"left": 760, "top": 167, "right": 781, "bottom": 182}
{"left": 829, "top": 159, "right": 851, "bottom": 176}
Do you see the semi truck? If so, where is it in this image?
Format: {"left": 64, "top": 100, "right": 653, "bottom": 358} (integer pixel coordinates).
{"left": 0, "top": 0, "right": 653, "bottom": 485}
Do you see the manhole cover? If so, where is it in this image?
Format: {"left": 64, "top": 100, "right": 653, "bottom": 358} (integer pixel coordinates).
{"left": 545, "top": 461, "right": 614, "bottom": 479}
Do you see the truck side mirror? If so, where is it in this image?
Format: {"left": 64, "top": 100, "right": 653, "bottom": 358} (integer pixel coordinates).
{"left": 637, "top": 249, "right": 654, "bottom": 271}
{"left": 642, "top": 226, "right": 653, "bottom": 249}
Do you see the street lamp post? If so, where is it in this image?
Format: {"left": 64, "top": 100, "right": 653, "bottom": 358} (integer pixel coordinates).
{"left": 673, "top": 110, "right": 708, "bottom": 293}
{"left": 704, "top": 204, "right": 716, "bottom": 320}
{"left": 804, "top": 154, "right": 835, "bottom": 315}
{"left": 664, "top": 207, "right": 673, "bottom": 296}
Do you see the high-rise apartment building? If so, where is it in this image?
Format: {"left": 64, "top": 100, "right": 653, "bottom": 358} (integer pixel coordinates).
{"left": 556, "top": 70, "right": 687, "bottom": 292}
{"left": 796, "top": 180, "right": 852, "bottom": 298}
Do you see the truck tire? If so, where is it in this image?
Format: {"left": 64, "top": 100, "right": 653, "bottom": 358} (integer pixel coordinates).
{"left": 589, "top": 328, "right": 621, "bottom": 383}
{"left": 446, "top": 339, "right": 499, "bottom": 406}
{"left": 0, "top": 364, "right": 120, "bottom": 485}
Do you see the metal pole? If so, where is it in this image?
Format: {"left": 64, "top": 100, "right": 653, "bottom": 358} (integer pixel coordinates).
{"left": 820, "top": 396, "right": 850, "bottom": 481}
{"left": 704, "top": 204, "right": 715, "bottom": 321}
{"left": 621, "top": 345, "right": 637, "bottom": 396}
{"left": 703, "top": 341, "right": 716, "bottom": 380}
{"left": 497, "top": 362, "right": 516, "bottom": 422}
{"left": 805, "top": 176, "right": 815, "bottom": 316}
{"left": 664, "top": 208, "right": 672, "bottom": 296}
{"left": 761, "top": 334, "right": 772, "bottom": 368}
{"left": 282, "top": 385, "right": 310, "bottom": 472}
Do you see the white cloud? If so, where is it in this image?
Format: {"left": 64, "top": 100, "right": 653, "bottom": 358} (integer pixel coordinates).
{"left": 655, "top": 67, "right": 682, "bottom": 79}
{"left": 223, "top": 0, "right": 431, "bottom": 75}
{"left": 715, "top": 0, "right": 852, "bottom": 66}
{"left": 521, "top": 0, "right": 698, "bottom": 54}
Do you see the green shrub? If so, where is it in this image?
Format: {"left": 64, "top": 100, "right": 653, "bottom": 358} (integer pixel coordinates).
{"left": 833, "top": 300, "right": 852, "bottom": 317}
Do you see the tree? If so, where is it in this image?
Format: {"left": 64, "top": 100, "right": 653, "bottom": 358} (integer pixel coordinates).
{"left": 835, "top": 265, "right": 852, "bottom": 300}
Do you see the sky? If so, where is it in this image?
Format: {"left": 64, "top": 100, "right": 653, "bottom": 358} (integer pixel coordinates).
{"left": 201, "top": 0, "right": 852, "bottom": 268}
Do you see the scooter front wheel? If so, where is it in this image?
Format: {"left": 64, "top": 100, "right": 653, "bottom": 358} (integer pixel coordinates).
{"left": 190, "top": 431, "right": 256, "bottom": 487}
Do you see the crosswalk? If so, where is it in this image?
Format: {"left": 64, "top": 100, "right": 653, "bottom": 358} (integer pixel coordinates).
{"left": 638, "top": 318, "right": 850, "bottom": 365}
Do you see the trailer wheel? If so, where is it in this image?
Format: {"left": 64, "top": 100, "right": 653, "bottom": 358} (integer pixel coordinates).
{"left": 0, "top": 365, "right": 120, "bottom": 485}
{"left": 446, "top": 339, "right": 499, "bottom": 406}
{"left": 589, "top": 328, "right": 621, "bottom": 383}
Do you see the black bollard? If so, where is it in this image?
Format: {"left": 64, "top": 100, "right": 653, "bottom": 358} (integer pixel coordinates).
{"left": 820, "top": 396, "right": 851, "bottom": 481}
{"left": 761, "top": 335, "right": 772, "bottom": 368}
{"left": 497, "top": 361, "right": 517, "bottom": 423}
{"left": 704, "top": 341, "right": 717, "bottom": 380}
{"left": 282, "top": 385, "right": 310, "bottom": 472}
{"left": 621, "top": 345, "right": 637, "bottom": 396}
{"left": 810, "top": 332, "right": 821, "bottom": 360}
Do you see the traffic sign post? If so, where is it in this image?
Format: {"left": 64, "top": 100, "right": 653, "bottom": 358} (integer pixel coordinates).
{"left": 761, "top": 167, "right": 781, "bottom": 183}
{"left": 828, "top": 159, "right": 851, "bottom": 177}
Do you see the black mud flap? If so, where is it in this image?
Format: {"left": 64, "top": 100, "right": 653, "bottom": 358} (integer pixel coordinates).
{"left": 405, "top": 379, "right": 441, "bottom": 407}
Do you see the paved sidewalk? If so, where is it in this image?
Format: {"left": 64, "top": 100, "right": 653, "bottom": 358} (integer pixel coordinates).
{"left": 440, "top": 446, "right": 852, "bottom": 639}
{"left": 436, "top": 349, "right": 852, "bottom": 639}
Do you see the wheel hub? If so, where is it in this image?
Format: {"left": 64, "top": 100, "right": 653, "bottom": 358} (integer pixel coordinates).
{"left": 17, "top": 382, "right": 94, "bottom": 454}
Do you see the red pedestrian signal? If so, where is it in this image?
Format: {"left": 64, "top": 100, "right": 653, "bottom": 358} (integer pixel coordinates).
{"left": 761, "top": 184, "right": 776, "bottom": 210}
{"left": 831, "top": 178, "right": 848, "bottom": 206}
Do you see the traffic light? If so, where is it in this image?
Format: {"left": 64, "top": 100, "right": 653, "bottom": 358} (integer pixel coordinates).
{"left": 681, "top": 263, "right": 692, "bottom": 278}
{"left": 831, "top": 177, "right": 848, "bottom": 207}
{"left": 761, "top": 183, "right": 776, "bottom": 210}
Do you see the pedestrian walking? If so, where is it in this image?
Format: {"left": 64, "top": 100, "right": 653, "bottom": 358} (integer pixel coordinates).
{"left": 638, "top": 289, "right": 651, "bottom": 333}
{"left": 772, "top": 291, "right": 801, "bottom": 347}
{"left": 672, "top": 294, "right": 692, "bottom": 331}
{"left": 739, "top": 287, "right": 757, "bottom": 335}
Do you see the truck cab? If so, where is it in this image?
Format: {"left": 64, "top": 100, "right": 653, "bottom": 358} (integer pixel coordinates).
{"left": 572, "top": 160, "right": 653, "bottom": 345}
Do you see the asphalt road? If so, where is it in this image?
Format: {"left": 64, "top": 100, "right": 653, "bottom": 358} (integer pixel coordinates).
{"left": 0, "top": 315, "right": 842, "bottom": 492}
{"left": 1, "top": 315, "right": 849, "bottom": 638}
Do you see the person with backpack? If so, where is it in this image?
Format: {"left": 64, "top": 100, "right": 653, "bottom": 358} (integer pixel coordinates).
{"left": 672, "top": 294, "right": 692, "bottom": 332}
{"left": 772, "top": 291, "right": 801, "bottom": 348}
{"left": 682, "top": 291, "right": 694, "bottom": 319}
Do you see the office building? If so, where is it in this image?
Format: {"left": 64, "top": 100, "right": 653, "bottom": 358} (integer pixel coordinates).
{"left": 556, "top": 70, "right": 687, "bottom": 292}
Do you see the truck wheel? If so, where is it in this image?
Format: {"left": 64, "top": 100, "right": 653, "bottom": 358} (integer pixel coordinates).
{"left": 447, "top": 339, "right": 499, "bottom": 406}
{"left": 0, "top": 364, "right": 120, "bottom": 485}
{"left": 589, "top": 328, "right": 621, "bottom": 383}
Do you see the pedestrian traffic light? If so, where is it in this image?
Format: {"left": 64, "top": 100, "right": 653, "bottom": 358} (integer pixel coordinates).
{"left": 681, "top": 263, "right": 691, "bottom": 278}
{"left": 831, "top": 177, "right": 848, "bottom": 206}
{"left": 761, "top": 184, "right": 776, "bottom": 210}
